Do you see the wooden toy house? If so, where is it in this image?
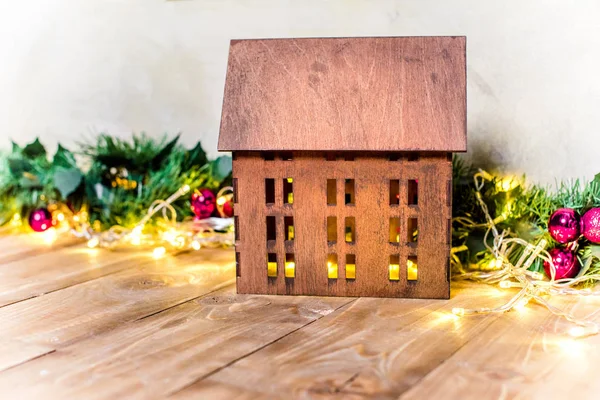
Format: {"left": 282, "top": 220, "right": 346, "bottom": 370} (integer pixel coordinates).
{"left": 218, "top": 36, "right": 466, "bottom": 299}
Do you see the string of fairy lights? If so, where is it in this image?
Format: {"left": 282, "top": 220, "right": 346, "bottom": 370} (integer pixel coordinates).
{"left": 9, "top": 185, "right": 235, "bottom": 257}
{"left": 451, "top": 170, "right": 600, "bottom": 338}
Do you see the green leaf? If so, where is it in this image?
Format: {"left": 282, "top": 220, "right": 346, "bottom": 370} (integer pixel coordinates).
{"left": 22, "top": 138, "right": 46, "bottom": 159}
{"left": 210, "top": 156, "right": 232, "bottom": 181}
{"left": 11, "top": 141, "right": 21, "bottom": 153}
{"left": 150, "top": 134, "right": 180, "bottom": 171}
{"left": 7, "top": 158, "right": 33, "bottom": 176}
{"left": 53, "top": 168, "right": 83, "bottom": 199}
{"left": 53, "top": 145, "right": 77, "bottom": 168}
{"left": 594, "top": 173, "right": 600, "bottom": 183}
{"left": 184, "top": 142, "right": 208, "bottom": 170}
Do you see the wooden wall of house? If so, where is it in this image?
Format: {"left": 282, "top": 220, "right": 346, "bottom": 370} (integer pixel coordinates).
{"left": 232, "top": 151, "right": 452, "bottom": 299}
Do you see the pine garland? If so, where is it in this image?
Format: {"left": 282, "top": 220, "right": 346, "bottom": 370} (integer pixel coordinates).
{"left": 452, "top": 157, "right": 600, "bottom": 283}
{"left": 0, "top": 134, "right": 231, "bottom": 230}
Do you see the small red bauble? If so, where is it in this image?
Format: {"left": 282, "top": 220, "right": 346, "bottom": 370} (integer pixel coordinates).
{"left": 191, "top": 189, "right": 216, "bottom": 220}
{"left": 548, "top": 208, "right": 580, "bottom": 243}
{"left": 28, "top": 208, "right": 53, "bottom": 232}
{"left": 543, "top": 248, "right": 580, "bottom": 280}
{"left": 581, "top": 208, "right": 600, "bottom": 244}
{"left": 222, "top": 200, "right": 234, "bottom": 218}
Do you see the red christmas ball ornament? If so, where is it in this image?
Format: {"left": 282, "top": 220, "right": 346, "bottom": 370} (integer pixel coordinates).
{"left": 191, "top": 189, "right": 216, "bottom": 220}
{"left": 543, "top": 248, "right": 580, "bottom": 280}
{"left": 548, "top": 208, "right": 580, "bottom": 243}
{"left": 28, "top": 208, "right": 53, "bottom": 232}
{"left": 581, "top": 208, "right": 600, "bottom": 244}
{"left": 222, "top": 200, "right": 234, "bottom": 218}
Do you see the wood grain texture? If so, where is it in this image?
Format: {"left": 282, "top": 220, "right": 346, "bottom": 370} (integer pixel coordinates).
{"left": 400, "top": 294, "right": 598, "bottom": 400}
{"left": 234, "top": 152, "right": 452, "bottom": 298}
{"left": 0, "top": 249, "right": 235, "bottom": 347}
{"left": 0, "top": 233, "right": 81, "bottom": 264}
{"left": 0, "top": 286, "right": 351, "bottom": 399}
{"left": 0, "top": 340, "right": 54, "bottom": 372}
{"left": 176, "top": 281, "right": 512, "bottom": 399}
{"left": 218, "top": 36, "right": 466, "bottom": 152}
{"left": 0, "top": 246, "right": 143, "bottom": 307}
{"left": 2, "top": 243, "right": 598, "bottom": 399}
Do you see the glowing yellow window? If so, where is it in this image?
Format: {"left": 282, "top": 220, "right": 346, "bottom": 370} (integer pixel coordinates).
{"left": 284, "top": 178, "right": 294, "bottom": 204}
{"left": 327, "top": 254, "right": 338, "bottom": 279}
{"left": 389, "top": 255, "right": 400, "bottom": 281}
{"left": 345, "top": 217, "right": 355, "bottom": 243}
{"left": 285, "top": 253, "right": 295, "bottom": 278}
{"left": 284, "top": 216, "right": 294, "bottom": 241}
{"left": 407, "top": 256, "right": 418, "bottom": 281}
{"left": 267, "top": 253, "right": 277, "bottom": 278}
{"left": 346, "top": 254, "right": 356, "bottom": 280}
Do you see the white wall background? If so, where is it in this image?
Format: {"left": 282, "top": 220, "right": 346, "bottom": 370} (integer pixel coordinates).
{"left": 1, "top": 0, "right": 599, "bottom": 184}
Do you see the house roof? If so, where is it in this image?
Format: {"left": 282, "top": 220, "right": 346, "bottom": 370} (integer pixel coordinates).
{"left": 218, "top": 36, "right": 466, "bottom": 152}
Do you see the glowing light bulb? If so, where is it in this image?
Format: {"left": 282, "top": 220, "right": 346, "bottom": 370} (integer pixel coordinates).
{"left": 42, "top": 228, "right": 57, "bottom": 245}
{"left": 162, "top": 229, "right": 177, "bottom": 245}
{"left": 191, "top": 240, "right": 201, "bottom": 250}
{"left": 514, "top": 297, "right": 529, "bottom": 312}
{"left": 569, "top": 325, "right": 598, "bottom": 338}
{"left": 87, "top": 237, "right": 99, "bottom": 248}
{"left": 57, "top": 213, "right": 65, "bottom": 222}
{"left": 569, "top": 326, "right": 586, "bottom": 338}
{"left": 11, "top": 213, "right": 21, "bottom": 226}
{"left": 499, "top": 280, "right": 512, "bottom": 289}
{"left": 182, "top": 185, "right": 191, "bottom": 193}
{"left": 153, "top": 247, "right": 166, "bottom": 259}
{"left": 452, "top": 308, "right": 465, "bottom": 316}
{"left": 497, "top": 177, "right": 519, "bottom": 192}
{"left": 130, "top": 226, "right": 143, "bottom": 245}
{"left": 217, "top": 196, "right": 227, "bottom": 206}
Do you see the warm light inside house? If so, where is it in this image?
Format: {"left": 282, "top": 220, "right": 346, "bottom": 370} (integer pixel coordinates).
{"left": 327, "top": 254, "right": 338, "bottom": 279}
{"left": 284, "top": 216, "right": 294, "bottom": 241}
{"left": 389, "top": 218, "right": 400, "bottom": 243}
{"left": 389, "top": 255, "right": 400, "bottom": 280}
{"left": 407, "top": 256, "right": 418, "bottom": 281}
{"left": 285, "top": 253, "right": 295, "bottom": 278}
{"left": 407, "top": 217, "right": 418, "bottom": 243}
{"left": 346, "top": 254, "right": 356, "bottom": 279}
{"left": 345, "top": 217, "right": 355, "bottom": 243}
{"left": 267, "top": 253, "right": 277, "bottom": 277}
{"left": 284, "top": 178, "right": 294, "bottom": 204}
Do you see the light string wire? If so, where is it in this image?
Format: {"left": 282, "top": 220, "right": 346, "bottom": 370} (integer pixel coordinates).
{"left": 452, "top": 170, "right": 600, "bottom": 338}
{"left": 68, "top": 184, "right": 234, "bottom": 254}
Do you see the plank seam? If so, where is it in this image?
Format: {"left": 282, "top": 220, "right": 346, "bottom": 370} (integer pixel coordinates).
{"left": 167, "top": 297, "right": 358, "bottom": 397}
{"left": 0, "top": 269, "right": 127, "bottom": 309}
{"left": 133, "top": 279, "right": 237, "bottom": 322}
{"left": 0, "top": 349, "right": 56, "bottom": 373}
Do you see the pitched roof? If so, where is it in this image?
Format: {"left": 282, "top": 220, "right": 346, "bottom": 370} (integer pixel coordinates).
{"left": 218, "top": 36, "right": 466, "bottom": 152}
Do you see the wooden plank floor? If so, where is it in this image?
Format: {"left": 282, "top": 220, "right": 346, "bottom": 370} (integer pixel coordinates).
{"left": 0, "top": 239, "right": 598, "bottom": 399}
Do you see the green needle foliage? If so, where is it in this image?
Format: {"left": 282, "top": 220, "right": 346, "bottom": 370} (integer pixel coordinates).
{"left": 0, "top": 134, "right": 231, "bottom": 230}
{"left": 452, "top": 156, "right": 600, "bottom": 281}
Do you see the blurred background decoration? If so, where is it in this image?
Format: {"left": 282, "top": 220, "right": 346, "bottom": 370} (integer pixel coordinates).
{"left": 0, "top": 134, "right": 234, "bottom": 253}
